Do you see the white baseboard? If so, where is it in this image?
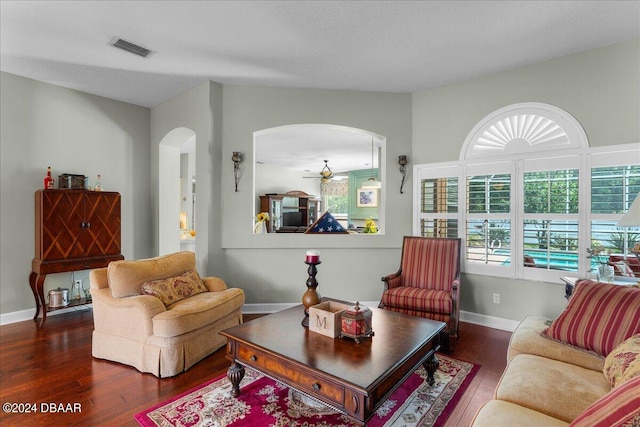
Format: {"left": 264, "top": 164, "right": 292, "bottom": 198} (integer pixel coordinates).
{"left": 0, "top": 304, "right": 93, "bottom": 326}
{"left": 460, "top": 310, "right": 519, "bottom": 332}
{"left": 242, "top": 302, "right": 297, "bottom": 314}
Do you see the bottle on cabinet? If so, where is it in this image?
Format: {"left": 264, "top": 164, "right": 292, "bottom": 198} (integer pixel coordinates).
{"left": 94, "top": 174, "right": 102, "bottom": 191}
{"left": 43, "top": 166, "right": 55, "bottom": 189}
{"left": 71, "top": 280, "right": 82, "bottom": 300}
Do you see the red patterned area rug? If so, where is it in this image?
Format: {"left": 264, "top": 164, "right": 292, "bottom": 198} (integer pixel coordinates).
{"left": 135, "top": 354, "right": 479, "bottom": 427}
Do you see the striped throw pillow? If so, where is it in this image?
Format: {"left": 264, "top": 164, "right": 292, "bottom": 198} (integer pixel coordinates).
{"left": 569, "top": 375, "right": 640, "bottom": 427}
{"left": 543, "top": 280, "right": 640, "bottom": 357}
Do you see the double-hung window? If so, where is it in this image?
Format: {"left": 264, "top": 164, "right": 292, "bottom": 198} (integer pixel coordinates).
{"left": 464, "top": 162, "right": 512, "bottom": 276}
{"left": 590, "top": 152, "right": 640, "bottom": 275}
{"left": 416, "top": 164, "right": 460, "bottom": 238}
{"left": 521, "top": 156, "right": 581, "bottom": 281}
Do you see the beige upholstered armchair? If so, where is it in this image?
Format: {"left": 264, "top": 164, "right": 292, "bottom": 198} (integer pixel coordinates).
{"left": 90, "top": 251, "right": 245, "bottom": 377}
{"left": 379, "top": 237, "right": 461, "bottom": 351}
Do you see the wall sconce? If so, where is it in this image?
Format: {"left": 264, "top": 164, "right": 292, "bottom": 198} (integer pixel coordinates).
{"left": 398, "top": 155, "right": 408, "bottom": 194}
{"left": 232, "top": 152, "right": 242, "bottom": 192}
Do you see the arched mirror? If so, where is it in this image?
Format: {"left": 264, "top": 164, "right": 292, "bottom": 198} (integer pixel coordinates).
{"left": 253, "top": 124, "right": 385, "bottom": 234}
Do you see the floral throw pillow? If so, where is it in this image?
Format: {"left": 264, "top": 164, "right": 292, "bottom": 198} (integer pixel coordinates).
{"left": 604, "top": 334, "right": 640, "bottom": 388}
{"left": 141, "top": 269, "right": 207, "bottom": 306}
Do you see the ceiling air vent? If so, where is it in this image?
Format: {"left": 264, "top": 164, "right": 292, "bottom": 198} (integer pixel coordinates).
{"left": 109, "top": 36, "right": 153, "bottom": 58}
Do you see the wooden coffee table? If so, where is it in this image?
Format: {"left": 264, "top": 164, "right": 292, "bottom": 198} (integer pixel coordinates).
{"left": 220, "top": 299, "right": 445, "bottom": 426}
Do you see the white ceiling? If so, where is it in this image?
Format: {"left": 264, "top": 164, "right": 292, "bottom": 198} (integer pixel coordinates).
{"left": 1, "top": 1, "right": 638, "bottom": 109}
{"left": 256, "top": 124, "right": 383, "bottom": 174}
{"left": 2, "top": 1, "right": 638, "bottom": 173}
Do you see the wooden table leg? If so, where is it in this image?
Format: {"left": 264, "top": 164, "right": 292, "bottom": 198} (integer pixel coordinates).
{"left": 29, "top": 271, "right": 47, "bottom": 326}
{"left": 29, "top": 271, "right": 40, "bottom": 320}
{"left": 423, "top": 353, "right": 439, "bottom": 386}
{"left": 227, "top": 362, "right": 245, "bottom": 398}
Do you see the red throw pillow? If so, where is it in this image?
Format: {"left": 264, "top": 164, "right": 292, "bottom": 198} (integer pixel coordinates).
{"left": 627, "top": 257, "right": 640, "bottom": 267}
{"left": 569, "top": 375, "right": 640, "bottom": 427}
{"left": 543, "top": 280, "right": 640, "bottom": 356}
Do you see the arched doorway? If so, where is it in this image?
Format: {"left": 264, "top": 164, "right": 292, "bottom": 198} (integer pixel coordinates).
{"left": 158, "top": 127, "right": 196, "bottom": 256}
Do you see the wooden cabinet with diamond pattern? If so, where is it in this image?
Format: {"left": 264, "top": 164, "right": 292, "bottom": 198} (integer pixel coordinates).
{"left": 30, "top": 189, "right": 124, "bottom": 325}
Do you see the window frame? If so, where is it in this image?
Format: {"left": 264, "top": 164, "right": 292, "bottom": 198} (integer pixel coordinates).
{"left": 463, "top": 161, "right": 515, "bottom": 277}
{"left": 414, "top": 146, "right": 639, "bottom": 282}
{"left": 415, "top": 162, "right": 462, "bottom": 239}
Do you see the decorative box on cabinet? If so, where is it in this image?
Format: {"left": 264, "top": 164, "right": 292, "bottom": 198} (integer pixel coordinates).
{"left": 29, "top": 189, "right": 123, "bottom": 325}
{"left": 259, "top": 191, "right": 320, "bottom": 233}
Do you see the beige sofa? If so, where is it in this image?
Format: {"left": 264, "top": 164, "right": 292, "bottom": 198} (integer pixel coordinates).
{"left": 90, "top": 251, "right": 245, "bottom": 378}
{"left": 471, "top": 280, "right": 640, "bottom": 426}
{"left": 472, "top": 316, "right": 608, "bottom": 426}
{"left": 471, "top": 314, "right": 640, "bottom": 426}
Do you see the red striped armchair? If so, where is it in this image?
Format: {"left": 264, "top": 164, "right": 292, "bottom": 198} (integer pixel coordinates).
{"left": 379, "top": 236, "right": 461, "bottom": 351}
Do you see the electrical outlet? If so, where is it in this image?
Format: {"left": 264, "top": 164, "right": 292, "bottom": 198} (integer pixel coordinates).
{"left": 492, "top": 293, "right": 500, "bottom": 304}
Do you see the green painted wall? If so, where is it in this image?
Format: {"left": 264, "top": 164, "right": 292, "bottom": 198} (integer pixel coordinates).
{"left": 348, "top": 169, "right": 379, "bottom": 221}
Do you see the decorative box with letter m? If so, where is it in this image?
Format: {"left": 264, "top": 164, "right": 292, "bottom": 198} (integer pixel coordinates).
{"left": 309, "top": 301, "right": 350, "bottom": 338}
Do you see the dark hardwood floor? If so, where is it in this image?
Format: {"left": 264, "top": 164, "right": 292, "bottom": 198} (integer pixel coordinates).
{"left": 0, "top": 308, "right": 511, "bottom": 426}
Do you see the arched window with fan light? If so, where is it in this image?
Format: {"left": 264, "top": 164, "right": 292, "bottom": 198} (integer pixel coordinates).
{"left": 416, "top": 102, "right": 639, "bottom": 283}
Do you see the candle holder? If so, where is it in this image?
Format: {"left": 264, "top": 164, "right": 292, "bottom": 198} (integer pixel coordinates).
{"left": 302, "top": 260, "right": 321, "bottom": 327}
{"left": 232, "top": 151, "right": 242, "bottom": 192}
{"left": 398, "top": 155, "right": 408, "bottom": 194}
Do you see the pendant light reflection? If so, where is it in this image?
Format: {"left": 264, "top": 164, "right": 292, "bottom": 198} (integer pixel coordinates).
{"left": 361, "top": 138, "right": 382, "bottom": 189}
